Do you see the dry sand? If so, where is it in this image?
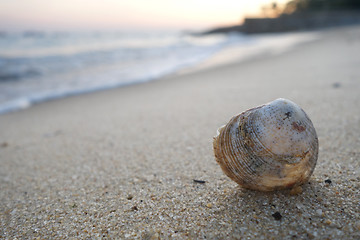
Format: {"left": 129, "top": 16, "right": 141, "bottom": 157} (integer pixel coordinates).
{"left": 1, "top": 26, "right": 359, "bottom": 239}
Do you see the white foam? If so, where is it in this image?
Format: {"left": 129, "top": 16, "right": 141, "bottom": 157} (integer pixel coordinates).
{"left": 0, "top": 31, "right": 319, "bottom": 114}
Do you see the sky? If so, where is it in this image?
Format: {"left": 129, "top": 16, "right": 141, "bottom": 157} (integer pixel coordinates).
{"left": 0, "top": 0, "right": 289, "bottom": 31}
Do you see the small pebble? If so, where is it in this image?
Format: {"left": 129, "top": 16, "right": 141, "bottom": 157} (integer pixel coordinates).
{"left": 325, "top": 179, "right": 332, "bottom": 184}
{"left": 316, "top": 209, "right": 323, "bottom": 216}
{"left": 131, "top": 206, "right": 138, "bottom": 211}
{"left": 206, "top": 203, "right": 212, "bottom": 208}
{"left": 193, "top": 179, "right": 206, "bottom": 184}
{"left": 272, "top": 212, "right": 282, "bottom": 221}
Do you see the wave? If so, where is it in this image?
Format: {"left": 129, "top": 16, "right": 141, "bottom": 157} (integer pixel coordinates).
{"left": 0, "top": 30, "right": 246, "bottom": 114}
{"left": 0, "top": 30, "right": 318, "bottom": 114}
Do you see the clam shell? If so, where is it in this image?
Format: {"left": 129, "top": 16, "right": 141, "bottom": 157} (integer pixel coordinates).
{"left": 213, "top": 98, "right": 318, "bottom": 191}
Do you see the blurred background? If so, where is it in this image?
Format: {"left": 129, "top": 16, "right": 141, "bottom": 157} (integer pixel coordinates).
{"left": 0, "top": 0, "right": 359, "bottom": 114}
{"left": 0, "top": 0, "right": 289, "bottom": 31}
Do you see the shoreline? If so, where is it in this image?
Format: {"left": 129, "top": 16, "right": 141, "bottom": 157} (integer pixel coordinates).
{"left": 1, "top": 25, "right": 359, "bottom": 239}
{"left": 0, "top": 28, "right": 320, "bottom": 115}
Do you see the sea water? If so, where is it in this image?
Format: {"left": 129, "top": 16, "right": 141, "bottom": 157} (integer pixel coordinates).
{"left": 0, "top": 30, "right": 317, "bottom": 114}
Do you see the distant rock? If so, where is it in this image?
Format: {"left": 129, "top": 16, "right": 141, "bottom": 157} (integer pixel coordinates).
{"left": 201, "top": 25, "right": 243, "bottom": 35}
{"left": 202, "top": 10, "right": 360, "bottom": 35}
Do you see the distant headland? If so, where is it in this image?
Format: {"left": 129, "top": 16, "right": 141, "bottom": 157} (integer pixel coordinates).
{"left": 203, "top": 0, "right": 360, "bottom": 34}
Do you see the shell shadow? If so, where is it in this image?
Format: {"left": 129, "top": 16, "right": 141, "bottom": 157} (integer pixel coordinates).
{"left": 206, "top": 179, "right": 343, "bottom": 238}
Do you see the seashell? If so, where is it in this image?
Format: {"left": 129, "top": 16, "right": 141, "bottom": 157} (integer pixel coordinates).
{"left": 213, "top": 98, "right": 318, "bottom": 191}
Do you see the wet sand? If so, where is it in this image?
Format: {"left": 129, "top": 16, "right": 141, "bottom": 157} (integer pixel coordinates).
{"left": 1, "top": 25, "right": 359, "bottom": 239}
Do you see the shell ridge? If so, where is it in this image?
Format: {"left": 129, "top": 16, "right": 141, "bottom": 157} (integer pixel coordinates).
{"left": 225, "top": 115, "right": 252, "bottom": 185}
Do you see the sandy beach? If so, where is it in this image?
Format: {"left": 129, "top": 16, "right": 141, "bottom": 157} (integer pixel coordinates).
{"left": 1, "top": 25, "right": 359, "bottom": 239}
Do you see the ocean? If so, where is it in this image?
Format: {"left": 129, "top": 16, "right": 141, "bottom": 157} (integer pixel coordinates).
{"left": 0, "top": 29, "right": 318, "bottom": 114}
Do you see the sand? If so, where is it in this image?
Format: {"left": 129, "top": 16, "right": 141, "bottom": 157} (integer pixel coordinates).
{"left": 1, "top": 26, "right": 359, "bottom": 239}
